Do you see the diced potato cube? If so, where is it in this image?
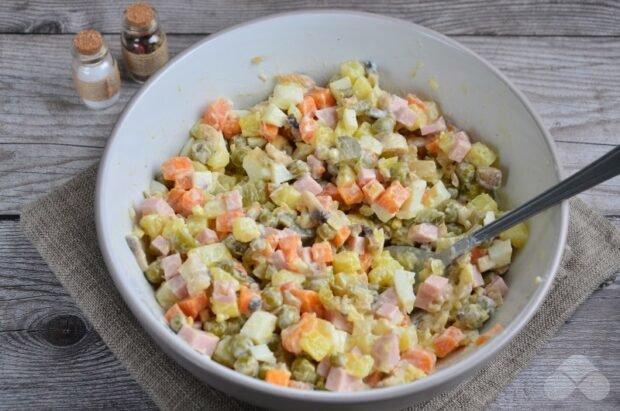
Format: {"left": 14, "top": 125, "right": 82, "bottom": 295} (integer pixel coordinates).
{"left": 409, "top": 160, "right": 438, "bottom": 182}
{"left": 353, "top": 76, "right": 373, "bottom": 100}
{"left": 336, "top": 165, "right": 356, "bottom": 187}
{"left": 155, "top": 282, "right": 178, "bottom": 310}
{"left": 488, "top": 239, "right": 513, "bottom": 267}
{"left": 332, "top": 329, "right": 349, "bottom": 354}
{"left": 271, "top": 270, "right": 305, "bottom": 287}
{"left": 345, "top": 353, "right": 374, "bottom": 379}
{"left": 358, "top": 135, "right": 383, "bottom": 155}
{"left": 438, "top": 131, "right": 455, "bottom": 154}
{"left": 241, "top": 311, "right": 278, "bottom": 344}
{"left": 378, "top": 132, "right": 408, "bottom": 156}
{"left": 300, "top": 329, "right": 333, "bottom": 361}
{"left": 193, "top": 171, "right": 214, "bottom": 192}
{"left": 188, "top": 244, "right": 233, "bottom": 268}
{"left": 398, "top": 325, "right": 418, "bottom": 351}
{"left": 353, "top": 122, "right": 373, "bottom": 139}
{"left": 212, "top": 300, "right": 240, "bottom": 321}
{"left": 499, "top": 222, "right": 529, "bottom": 249}
{"left": 250, "top": 344, "right": 276, "bottom": 364}
{"left": 424, "top": 181, "right": 451, "bottom": 208}
{"left": 339, "top": 108, "right": 358, "bottom": 135}
{"left": 466, "top": 142, "right": 497, "bottom": 167}
{"left": 178, "top": 253, "right": 211, "bottom": 297}
{"left": 394, "top": 269, "right": 416, "bottom": 313}
{"left": 329, "top": 76, "right": 353, "bottom": 101}
{"left": 272, "top": 84, "right": 304, "bottom": 110}
{"left": 239, "top": 111, "right": 263, "bottom": 137}
{"left": 340, "top": 60, "right": 366, "bottom": 82}
{"left": 233, "top": 217, "right": 261, "bottom": 243}
{"left": 139, "top": 214, "right": 167, "bottom": 239}
{"left": 396, "top": 179, "right": 427, "bottom": 220}
{"left": 477, "top": 255, "right": 495, "bottom": 272}
{"left": 425, "top": 101, "right": 440, "bottom": 122}
{"left": 270, "top": 184, "right": 301, "bottom": 209}
{"left": 243, "top": 148, "right": 271, "bottom": 181}
{"left": 312, "top": 126, "right": 336, "bottom": 149}
{"left": 262, "top": 103, "right": 289, "bottom": 127}
{"left": 270, "top": 162, "right": 294, "bottom": 185}
{"left": 467, "top": 193, "right": 498, "bottom": 213}
{"left": 334, "top": 251, "right": 362, "bottom": 274}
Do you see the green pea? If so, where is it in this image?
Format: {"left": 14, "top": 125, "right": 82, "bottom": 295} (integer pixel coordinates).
{"left": 277, "top": 305, "right": 300, "bottom": 330}
{"left": 234, "top": 355, "right": 260, "bottom": 377}
{"left": 291, "top": 357, "right": 317, "bottom": 383}
{"left": 230, "top": 334, "right": 254, "bottom": 359}
{"left": 456, "top": 304, "right": 490, "bottom": 330}
{"left": 262, "top": 287, "right": 283, "bottom": 311}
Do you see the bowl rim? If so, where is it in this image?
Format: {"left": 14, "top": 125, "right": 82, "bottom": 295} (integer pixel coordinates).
{"left": 96, "top": 9, "right": 569, "bottom": 404}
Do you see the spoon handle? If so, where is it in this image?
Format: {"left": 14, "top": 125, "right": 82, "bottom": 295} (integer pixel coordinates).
{"left": 445, "top": 145, "right": 620, "bottom": 261}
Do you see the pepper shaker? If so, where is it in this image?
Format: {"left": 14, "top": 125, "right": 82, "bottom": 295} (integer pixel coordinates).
{"left": 72, "top": 30, "right": 121, "bottom": 110}
{"left": 121, "top": 2, "right": 169, "bottom": 83}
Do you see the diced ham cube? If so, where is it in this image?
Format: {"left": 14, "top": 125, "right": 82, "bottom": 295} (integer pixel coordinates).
{"left": 316, "top": 195, "right": 334, "bottom": 211}
{"left": 222, "top": 190, "right": 243, "bottom": 211}
{"left": 307, "top": 155, "right": 325, "bottom": 179}
{"left": 149, "top": 235, "right": 170, "bottom": 256}
{"left": 300, "top": 247, "right": 313, "bottom": 263}
{"left": 371, "top": 333, "right": 400, "bottom": 372}
{"left": 161, "top": 253, "right": 182, "bottom": 280}
{"left": 325, "top": 310, "right": 352, "bottom": 333}
{"left": 288, "top": 380, "right": 314, "bottom": 390}
{"left": 196, "top": 228, "right": 218, "bottom": 245}
{"left": 377, "top": 287, "right": 399, "bottom": 306}
{"left": 316, "top": 107, "right": 338, "bottom": 129}
{"left": 486, "top": 276, "right": 508, "bottom": 298}
{"left": 138, "top": 197, "right": 175, "bottom": 217}
{"left": 269, "top": 249, "right": 288, "bottom": 270}
{"left": 414, "top": 275, "right": 449, "bottom": 311}
{"left": 212, "top": 280, "right": 237, "bottom": 304}
{"left": 265, "top": 143, "right": 293, "bottom": 166}
{"left": 345, "top": 235, "right": 366, "bottom": 255}
{"left": 388, "top": 95, "right": 417, "bottom": 129}
{"left": 167, "top": 274, "right": 189, "bottom": 299}
{"left": 357, "top": 168, "right": 377, "bottom": 186}
{"left": 294, "top": 175, "right": 323, "bottom": 195}
{"left": 408, "top": 223, "right": 439, "bottom": 243}
{"left": 420, "top": 116, "right": 446, "bottom": 135}
{"left": 177, "top": 325, "right": 219, "bottom": 356}
{"left": 375, "top": 303, "right": 404, "bottom": 324}
{"left": 325, "top": 367, "right": 366, "bottom": 392}
{"left": 447, "top": 131, "right": 471, "bottom": 162}
{"left": 471, "top": 265, "right": 485, "bottom": 288}
{"left": 317, "top": 357, "right": 332, "bottom": 377}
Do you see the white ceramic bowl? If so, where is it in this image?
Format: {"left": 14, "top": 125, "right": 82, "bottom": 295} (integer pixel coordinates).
{"left": 96, "top": 11, "right": 568, "bottom": 411}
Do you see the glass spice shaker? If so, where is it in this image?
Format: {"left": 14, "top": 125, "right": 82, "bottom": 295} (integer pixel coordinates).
{"left": 121, "top": 2, "right": 169, "bottom": 83}
{"left": 72, "top": 30, "right": 121, "bottom": 110}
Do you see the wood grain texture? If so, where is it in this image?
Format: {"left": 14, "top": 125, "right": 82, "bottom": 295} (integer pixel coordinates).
{"left": 0, "top": 220, "right": 617, "bottom": 409}
{"left": 0, "top": 34, "right": 618, "bottom": 215}
{"left": 1, "top": 0, "right": 620, "bottom": 36}
{"left": 0, "top": 221, "right": 156, "bottom": 409}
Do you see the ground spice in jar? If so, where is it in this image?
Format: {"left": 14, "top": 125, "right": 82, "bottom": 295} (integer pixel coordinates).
{"left": 71, "top": 30, "right": 121, "bottom": 110}
{"left": 121, "top": 2, "right": 169, "bottom": 83}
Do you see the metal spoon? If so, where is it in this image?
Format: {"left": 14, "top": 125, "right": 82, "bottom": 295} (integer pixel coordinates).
{"left": 387, "top": 145, "right": 620, "bottom": 268}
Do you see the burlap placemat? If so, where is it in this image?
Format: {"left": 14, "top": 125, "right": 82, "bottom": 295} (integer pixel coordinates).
{"left": 21, "top": 164, "right": 620, "bottom": 411}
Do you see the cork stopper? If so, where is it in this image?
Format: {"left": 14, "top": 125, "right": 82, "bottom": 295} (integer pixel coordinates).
{"left": 126, "top": 3, "right": 155, "bottom": 28}
{"left": 73, "top": 30, "right": 103, "bottom": 55}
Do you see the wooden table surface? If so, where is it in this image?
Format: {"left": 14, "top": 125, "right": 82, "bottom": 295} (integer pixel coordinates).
{"left": 0, "top": 1, "right": 618, "bottom": 409}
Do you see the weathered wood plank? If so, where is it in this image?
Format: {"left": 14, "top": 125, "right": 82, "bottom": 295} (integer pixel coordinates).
{"left": 0, "top": 221, "right": 155, "bottom": 409}
{"left": 1, "top": 34, "right": 618, "bottom": 215}
{"left": 1, "top": 0, "right": 619, "bottom": 36}
{"left": 0, "top": 221, "right": 617, "bottom": 409}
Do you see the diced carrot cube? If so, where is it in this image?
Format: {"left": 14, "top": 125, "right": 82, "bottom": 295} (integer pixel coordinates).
{"left": 337, "top": 182, "right": 364, "bottom": 205}
{"left": 425, "top": 135, "right": 441, "bottom": 155}
{"left": 298, "top": 95, "right": 317, "bottom": 117}
{"left": 360, "top": 254, "right": 372, "bottom": 271}
{"left": 265, "top": 234, "right": 279, "bottom": 251}
{"left": 406, "top": 94, "right": 427, "bottom": 111}
{"left": 402, "top": 347, "right": 437, "bottom": 374}
{"left": 432, "top": 326, "right": 465, "bottom": 358}
{"left": 321, "top": 183, "right": 342, "bottom": 202}
{"left": 307, "top": 87, "right": 336, "bottom": 109}
{"left": 215, "top": 210, "right": 245, "bottom": 233}
{"left": 311, "top": 241, "right": 334, "bottom": 263}
{"left": 281, "top": 312, "right": 318, "bottom": 354}
{"left": 300, "top": 116, "right": 317, "bottom": 143}
{"left": 373, "top": 181, "right": 410, "bottom": 213}
{"left": 221, "top": 112, "right": 241, "bottom": 139}
{"left": 470, "top": 247, "right": 487, "bottom": 265}
{"left": 180, "top": 187, "right": 206, "bottom": 216}
{"left": 331, "top": 225, "right": 351, "bottom": 248}
{"left": 290, "top": 289, "right": 325, "bottom": 317}
{"left": 178, "top": 293, "right": 209, "bottom": 319}
{"left": 161, "top": 156, "right": 193, "bottom": 182}
{"left": 167, "top": 187, "right": 187, "bottom": 215}
{"left": 203, "top": 98, "right": 231, "bottom": 131}
{"left": 164, "top": 304, "right": 184, "bottom": 323}
{"left": 261, "top": 122, "right": 279, "bottom": 142}
{"left": 362, "top": 180, "right": 385, "bottom": 203}
{"left": 265, "top": 369, "right": 291, "bottom": 387}
{"left": 279, "top": 233, "right": 302, "bottom": 263}
{"left": 238, "top": 286, "right": 262, "bottom": 317}
{"left": 475, "top": 324, "right": 504, "bottom": 346}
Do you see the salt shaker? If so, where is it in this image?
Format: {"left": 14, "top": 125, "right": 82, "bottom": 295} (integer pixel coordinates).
{"left": 72, "top": 30, "right": 121, "bottom": 110}
{"left": 121, "top": 2, "right": 169, "bottom": 83}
